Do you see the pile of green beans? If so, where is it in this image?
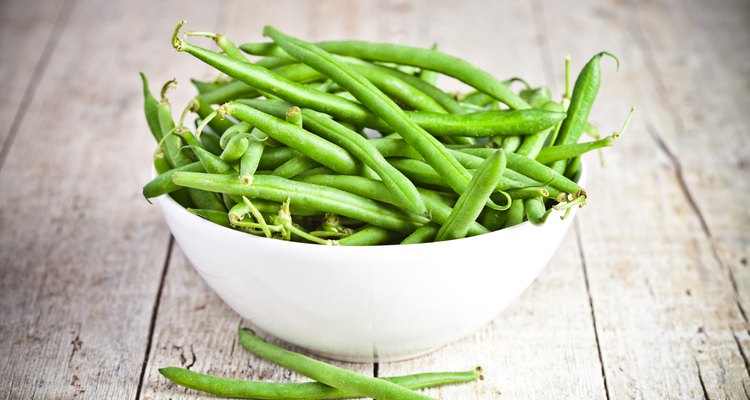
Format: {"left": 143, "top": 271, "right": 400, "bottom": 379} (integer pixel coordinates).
{"left": 142, "top": 21, "right": 633, "bottom": 246}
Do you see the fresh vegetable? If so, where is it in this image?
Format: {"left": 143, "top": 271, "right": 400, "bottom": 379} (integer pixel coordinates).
{"left": 141, "top": 21, "right": 631, "bottom": 246}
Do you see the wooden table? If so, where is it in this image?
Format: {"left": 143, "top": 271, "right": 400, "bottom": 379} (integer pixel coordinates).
{"left": 1, "top": 0, "right": 748, "bottom": 398}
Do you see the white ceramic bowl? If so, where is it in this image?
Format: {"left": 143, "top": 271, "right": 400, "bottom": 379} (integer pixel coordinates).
{"left": 156, "top": 168, "right": 585, "bottom": 362}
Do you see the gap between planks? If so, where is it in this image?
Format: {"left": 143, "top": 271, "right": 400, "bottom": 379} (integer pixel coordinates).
{"left": 0, "top": 0, "right": 75, "bottom": 172}
{"left": 135, "top": 236, "right": 174, "bottom": 400}
{"left": 626, "top": 0, "right": 750, "bottom": 330}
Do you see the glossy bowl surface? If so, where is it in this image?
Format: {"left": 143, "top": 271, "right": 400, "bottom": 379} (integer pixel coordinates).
{"left": 156, "top": 168, "right": 585, "bottom": 362}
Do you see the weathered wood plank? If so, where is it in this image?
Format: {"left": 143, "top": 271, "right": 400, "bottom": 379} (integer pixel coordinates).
{"left": 141, "top": 247, "right": 372, "bottom": 399}
{"left": 0, "top": 0, "right": 67, "bottom": 161}
{"left": 376, "top": 1, "right": 608, "bottom": 399}
{"left": 631, "top": 0, "right": 750, "bottom": 371}
{"left": 0, "top": 0, "right": 220, "bottom": 398}
{"left": 541, "top": 0, "right": 750, "bottom": 398}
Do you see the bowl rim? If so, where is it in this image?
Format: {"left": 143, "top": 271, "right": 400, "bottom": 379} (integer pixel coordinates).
{"left": 155, "top": 162, "right": 586, "bottom": 250}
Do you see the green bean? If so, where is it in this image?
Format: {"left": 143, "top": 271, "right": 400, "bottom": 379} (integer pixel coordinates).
{"left": 504, "top": 187, "right": 551, "bottom": 200}
{"left": 461, "top": 78, "right": 530, "bottom": 107}
{"left": 519, "top": 86, "right": 552, "bottom": 108}
{"left": 516, "top": 101, "right": 564, "bottom": 158}
{"left": 263, "top": 26, "right": 475, "bottom": 196}
{"left": 219, "top": 102, "right": 360, "bottom": 175}
{"left": 535, "top": 135, "right": 616, "bottom": 164}
{"left": 220, "top": 121, "right": 252, "bottom": 149}
{"left": 478, "top": 208, "right": 507, "bottom": 232}
{"left": 157, "top": 83, "right": 191, "bottom": 168}
{"left": 240, "top": 41, "right": 292, "bottom": 59}
{"left": 401, "top": 222, "right": 440, "bottom": 244}
{"left": 187, "top": 208, "right": 232, "bottom": 228}
{"left": 550, "top": 52, "right": 618, "bottom": 173}
{"left": 153, "top": 148, "right": 170, "bottom": 174}
{"left": 171, "top": 172, "right": 428, "bottom": 233}
{"left": 160, "top": 366, "right": 481, "bottom": 399}
{"left": 238, "top": 328, "right": 435, "bottom": 400}
{"left": 223, "top": 193, "right": 238, "bottom": 210}
{"left": 337, "top": 226, "right": 404, "bottom": 246}
{"left": 417, "top": 43, "right": 440, "bottom": 85}
{"left": 564, "top": 155, "right": 582, "bottom": 182}
{"left": 257, "top": 146, "right": 299, "bottom": 170}
{"left": 459, "top": 148, "right": 584, "bottom": 195}
{"left": 499, "top": 136, "right": 522, "bottom": 153}
{"left": 200, "top": 130, "right": 223, "bottom": 155}
{"left": 285, "top": 105, "right": 303, "bottom": 127}
{"left": 436, "top": 150, "right": 507, "bottom": 241}
{"left": 273, "top": 156, "right": 319, "bottom": 178}
{"left": 369, "top": 138, "right": 423, "bottom": 159}
{"left": 298, "top": 107, "right": 426, "bottom": 214}
{"left": 244, "top": 40, "right": 530, "bottom": 109}
{"left": 220, "top": 134, "right": 250, "bottom": 164}
{"left": 139, "top": 73, "right": 163, "bottom": 142}
{"left": 228, "top": 201, "right": 252, "bottom": 225}
{"left": 143, "top": 162, "right": 204, "bottom": 198}
{"left": 185, "top": 31, "right": 249, "bottom": 62}
{"left": 349, "top": 62, "right": 445, "bottom": 112}
{"left": 193, "top": 146, "right": 234, "bottom": 174}
{"left": 191, "top": 78, "right": 226, "bottom": 94}
{"left": 240, "top": 139, "right": 265, "bottom": 185}
{"left": 407, "top": 109, "right": 565, "bottom": 137}
{"left": 388, "top": 157, "right": 526, "bottom": 192}
{"left": 196, "top": 98, "right": 235, "bottom": 135}
{"left": 157, "top": 85, "right": 226, "bottom": 211}
{"left": 172, "top": 23, "right": 391, "bottom": 132}
{"left": 296, "top": 166, "right": 334, "bottom": 177}
{"left": 362, "top": 62, "right": 467, "bottom": 114}
{"left": 297, "top": 174, "right": 488, "bottom": 236}
{"left": 237, "top": 98, "right": 552, "bottom": 140}
{"left": 524, "top": 197, "right": 553, "bottom": 226}
{"left": 502, "top": 199, "right": 526, "bottom": 228}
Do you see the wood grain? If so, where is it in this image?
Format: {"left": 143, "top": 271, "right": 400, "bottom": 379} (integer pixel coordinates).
{"left": 0, "top": 0, "right": 68, "bottom": 163}
{"left": 0, "top": 0, "right": 219, "bottom": 398}
{"left": 541, "top": 0, "right": 750, "bottom": 398}
{"left": 0, "top": 0, "right": 747, "bottom": 399}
